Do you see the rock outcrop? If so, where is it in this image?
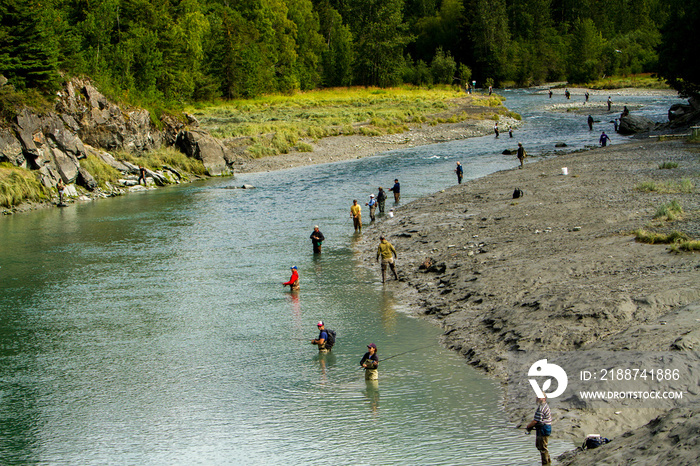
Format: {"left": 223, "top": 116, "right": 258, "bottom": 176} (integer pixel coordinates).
{"left": 618, "top": 114, "right": 655, "bottom": 135}
{"left": 0, "top": 77, "right": 235, "bottom": 203}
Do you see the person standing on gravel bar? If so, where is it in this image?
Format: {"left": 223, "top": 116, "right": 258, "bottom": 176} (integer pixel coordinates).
{"left": 494, "top": 122, "right": 499, "bottom": 138}
{"left": 376, "top": 236, "right": 398, "bottom": 283}
{"left": 283, "top": 266, "right": 300, "bottom": 290}
{"left": 455, "top": 161, "right": 463, "bottom": 184}
{"left": 516, "top": 142, "right": 526, "bottom": 169}
{"left": 376, "top": 187, "right": 387, "bottom": 214}
{"left": 360, "top": 343, "right": 379, "bottom": 380}
{"left": 366, "top": 194, "right": 377, "bottom": 222}
{"left": 351, "top": 199, "right": 362, "bottom": 232}
{"left": 310, "top": 226, "right": 325, "bottom": 254}
{"left": 390, "top": 179, "right": 400, "bottom": 203}
{"left": 599, "top": 131, "right": 611, "bottom": 147}
{"left": 526, "top": 396, "right": 552, "bottom": 465}
{"left": 587, "top": 115, "right": 594, "bottom": 131}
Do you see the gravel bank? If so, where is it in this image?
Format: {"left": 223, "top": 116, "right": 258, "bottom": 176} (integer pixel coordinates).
{"left": 356, "top": 138, "right": 700, "bottom": 465}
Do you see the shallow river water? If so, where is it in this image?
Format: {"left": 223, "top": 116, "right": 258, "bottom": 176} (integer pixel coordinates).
{"left": 0, "top": 90, "right": 683, "bottom": 464}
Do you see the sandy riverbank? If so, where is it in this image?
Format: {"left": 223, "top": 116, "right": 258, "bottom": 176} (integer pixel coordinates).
{"left": 354, "top": 136, "right": 700, "bottom": 464}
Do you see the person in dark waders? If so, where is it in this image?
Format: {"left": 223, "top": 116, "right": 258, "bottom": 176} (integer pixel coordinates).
{"left": 516, "top": 142, "right": 526, "bottom": 169}
{"left": 283, "top": 266, "right": 300, "bottom": 291}
{"left": 310, "top": 226, "right": 325, "bottom": 254}
{"left": 360, "top": 343, "right": 379, "bottom": 380}
{"left": 376, "top": 236, "right": 398, "bottom": 283}
{"left": 587, "top": 115, "right": 594, "bottom": 131}
{"left": 455, "top": 161, "right": 463, "bottom": 184}
{"left": 526, "top": 396, "right": 552, "bottom": 465}
{"left": 138, "top": 165, "right": 147, "bottom": 186}
{"left": 376, "top": 187, "right": 387, "bottom": 214}
{"left": 599, "top": 131, "right": 611, "bottom": 147}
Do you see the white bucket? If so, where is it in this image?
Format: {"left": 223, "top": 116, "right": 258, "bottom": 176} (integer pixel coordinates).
{"left": 562, "top": 167, "right": 568, "bottom": 175}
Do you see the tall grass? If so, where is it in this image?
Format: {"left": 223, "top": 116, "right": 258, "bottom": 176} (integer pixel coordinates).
{"left": 188, "top": 86, "right": 505, "bottom": 158}
{"left": 79, "top": 154, "right": 121, "bottom": 187}
{"left": 0, "top": 164, "right": 50, "bottom": 207}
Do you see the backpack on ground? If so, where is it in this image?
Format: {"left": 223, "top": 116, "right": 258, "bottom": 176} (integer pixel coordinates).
{"left": 513, "top": 188, "right": 524, "bottom": 199}
{"left": 325, "top": 328, "right": 336, "bottom": 349}
{"left": 582, "top": 435, "right": 610, "bottom": 450}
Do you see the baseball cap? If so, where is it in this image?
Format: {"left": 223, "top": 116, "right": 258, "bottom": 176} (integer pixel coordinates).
{"left": 367, "top": 343, "right": 377, "bottom": 349}
{"left": 317, "top": 321, "right": 324, "bottom": 327}
{"left": 291, "top": 266, "right": 297, "bottom": 269}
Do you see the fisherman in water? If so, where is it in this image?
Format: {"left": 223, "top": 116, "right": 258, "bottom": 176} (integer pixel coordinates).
{"left": 283, "top": 265, "right": 300, "bottom": 291}
{"left": 310, "top": 225, "right": 325, "bottom": 254}
{"left": 311, "top": 321, "right": 330, "bottom": 353}
{"left": 360, "top": 343, "right": 379, "bottom": 380}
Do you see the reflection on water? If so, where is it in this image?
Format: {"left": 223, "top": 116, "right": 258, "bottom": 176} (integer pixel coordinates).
{"left": 1, "top": 90, "right": 683, "bottom": 464}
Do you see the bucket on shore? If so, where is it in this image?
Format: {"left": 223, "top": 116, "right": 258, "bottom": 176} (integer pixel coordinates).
{"left": 562, "top": 167, "right": 568, "bottom": 175}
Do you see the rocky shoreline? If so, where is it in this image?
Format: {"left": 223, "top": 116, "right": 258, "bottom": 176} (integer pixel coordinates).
{"left": 355, "top": 137, "right": 700, "bottom": 464}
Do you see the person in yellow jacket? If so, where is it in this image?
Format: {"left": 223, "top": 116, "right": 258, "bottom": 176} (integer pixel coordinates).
{"left": 376, "top": 236, "right": 398, "bottom": 282}
{"left": 350, "top": 199, "right": 362, "bottom": 232}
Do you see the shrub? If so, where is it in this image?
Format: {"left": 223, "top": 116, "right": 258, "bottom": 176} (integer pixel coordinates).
{"left": 658, "top": 161, "right": 679, "bottom": 169}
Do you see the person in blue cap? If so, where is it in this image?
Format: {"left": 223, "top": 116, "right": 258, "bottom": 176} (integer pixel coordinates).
{"left": 283, "top": 266, "right": 300, "bottom": 290}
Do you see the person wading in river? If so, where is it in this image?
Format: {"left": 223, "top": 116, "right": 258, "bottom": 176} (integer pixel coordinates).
{"left": 350, "top": 199, "right": 362, "bottom": 232}
{"left": 526, "top": 396, "right": 552, "bottom": 465}
{"left": 455, "top": 162, "right": 463, "bottom": 184}
{"left": 283, "top": 266, "right": 300, "bottom": 291}
{"left": 389, "top": 179, "right": 400, "bottom": 203}
{"left": 366, "top": 194, "right": 377, "bottom": 222}
{"left": 311, "top": 321, "right": 330, "bottom": 353}
{"left": 376, "top": 236, "right": 398, "bottom": 283}
{"left": 376, "top": 187, "right": 387, "bottom": 214}
{"left": 310, "top": 226, "right": 325, "bottom": 254}
{"left": 360, "top": 343, "right": 379, "bottom": 380}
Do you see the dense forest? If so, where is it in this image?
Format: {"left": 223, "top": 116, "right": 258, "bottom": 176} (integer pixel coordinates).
{"left": 0, "top": 0, "right": 697, "bottom": 105}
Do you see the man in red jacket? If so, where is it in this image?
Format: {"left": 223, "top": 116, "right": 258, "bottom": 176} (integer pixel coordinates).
{"left": 283, "top": 266, "right": 300, "bottom": 291}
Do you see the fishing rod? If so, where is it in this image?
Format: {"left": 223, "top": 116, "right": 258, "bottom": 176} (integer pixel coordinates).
{"left": 379, "top": 344, "right": 435, "bottom": 363}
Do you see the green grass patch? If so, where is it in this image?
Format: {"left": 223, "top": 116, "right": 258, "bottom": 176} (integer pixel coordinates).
{"left": 188, "top": 86, "right": 501, "bottom": 146}
{"left": 0, "top": 163, "right": 51, "bottom": 207}
{"left": 670, "top": 240, "right": 700, "bottom": 252}
{"left": 653, "top": 200, "right": 684, "bottom": 221}
{"left": 633, "top": 229, "right": 689, "bottom": 244}
{"left": 296, "top": 142, "right": 313, "bottom": 152}
{"left": 585, "top": 73, "right": 671, "bottom": 90}
{"left": 635, "top": 179, "right": 695, "bottom": 193}
{"left": 117, "top": 147, "right": 207, "bottom": 177}
{"left": 658, "top": 161, "right": 679, "bottom": 169}
{"left": 79, "top": 154, "right": 121, "bottom": 187}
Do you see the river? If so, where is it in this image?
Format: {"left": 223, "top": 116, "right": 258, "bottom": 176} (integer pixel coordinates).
{"left": 0, "top": 89, "right": 683, "bottom": 464}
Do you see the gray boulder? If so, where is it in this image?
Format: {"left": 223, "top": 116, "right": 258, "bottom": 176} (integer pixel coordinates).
{"left": 176, "top": 129, "right": 232, "bottom": 176}
{"left": 0, "top": 128, "right": 24, "bottom": 166}
{"left": 50, "top": 147, "right": 80, "bottom": 183}
{"left": 77, "top": 167, "right": 98, "bottom": 190}
{"left": 618, "top": 114, "right": 655, "bottom": 135}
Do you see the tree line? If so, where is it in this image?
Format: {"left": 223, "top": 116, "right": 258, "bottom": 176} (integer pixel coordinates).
{"left": 0, "top": 0, "right": 697, "bottom": 105}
